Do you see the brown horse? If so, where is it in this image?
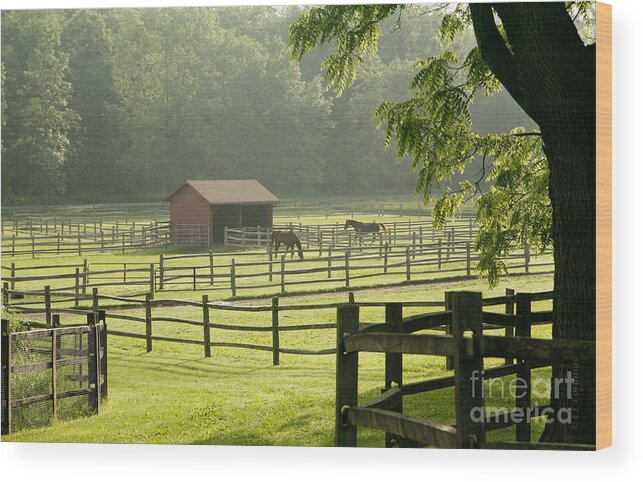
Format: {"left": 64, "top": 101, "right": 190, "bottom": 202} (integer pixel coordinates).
{"left": 271, "top": 231, "right": 304, "bottom": 259}
{"left": 344, "top": 219, "right": 387, "bottom": 245}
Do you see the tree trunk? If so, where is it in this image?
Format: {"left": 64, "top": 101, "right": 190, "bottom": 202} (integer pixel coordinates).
{"left": 471, "top": 3, "right": 597, "bottom": 444}
{"left": 540, "top": 121, "right": 596, "bottom": 444}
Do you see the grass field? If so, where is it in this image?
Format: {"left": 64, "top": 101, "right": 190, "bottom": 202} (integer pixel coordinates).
{"left": 3, "top": 273, "right": 555, "bottom": 446}
{"left": 2, "top": 203, "right": 557, "bottom": 446}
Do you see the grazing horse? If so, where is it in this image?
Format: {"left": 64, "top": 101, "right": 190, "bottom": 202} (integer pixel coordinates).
{"left": 343, "top": 219, "right": 387, "bottom": 245}
{"left": 271, "top": 231, "right": 304, "bottom": 259}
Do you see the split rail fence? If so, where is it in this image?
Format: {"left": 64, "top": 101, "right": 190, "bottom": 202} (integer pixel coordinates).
{"left": 2, "top": 221, "right": 170, "bottom": 257}
{"left": 224, "top": 218, "right": 478, "bottom": 250}
{"left": 2, "top": 286, "right": 548, "bottom": 375}
{"left": 3, "top": 239, "right": 549, "bottom": 300}
{"left": 334, "top": 290, "right": 596, "bottom": 450}
{"left": 272, "top": 199, "right": 477, "bottom": 220}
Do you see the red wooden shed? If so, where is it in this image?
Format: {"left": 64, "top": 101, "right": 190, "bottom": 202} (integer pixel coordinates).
{"left": 163, "top": 179, "right": 279, "bottom": 245}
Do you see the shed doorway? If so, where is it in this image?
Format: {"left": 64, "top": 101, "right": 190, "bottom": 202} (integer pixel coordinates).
{"left": 212, "top": 206, "right": 241, "bottom": 244}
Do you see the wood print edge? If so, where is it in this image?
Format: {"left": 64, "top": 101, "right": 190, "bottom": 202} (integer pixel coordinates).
{"left": 595, "top": 0, "right": 612, "bottom": 450}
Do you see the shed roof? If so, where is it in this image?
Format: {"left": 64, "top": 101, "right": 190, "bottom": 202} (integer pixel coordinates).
{"left": 164, "top": 179, "right": 280, "bottom": 205}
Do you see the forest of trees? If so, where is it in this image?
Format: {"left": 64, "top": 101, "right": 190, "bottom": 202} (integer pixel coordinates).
{"left": 1, "top": 6, "right": 534, "bottom": 205}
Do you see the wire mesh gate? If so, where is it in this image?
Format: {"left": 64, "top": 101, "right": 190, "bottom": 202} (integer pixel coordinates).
{"left": 1, "top": 317, "right": 107, "bottom": 435}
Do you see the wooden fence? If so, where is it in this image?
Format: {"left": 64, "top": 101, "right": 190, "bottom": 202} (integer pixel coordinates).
{"left": 1, "top": 222, "right": 170, "bottom": 258}
{"left": 334, "top": 290, "right": 596, "bottom": 450}
{"left": 224, "top": 217, "right": 478, "bottom": 250}
{"left": 1, "top": 313, "right": 107, "bottom": 435}
{"left": 3, "top": 287, "right": 533, "bottom": 370}
{"left": 2, "top": 202, "right": 169, "bottom": 227}
{"left": 3, "top": 239, "right": 548, "bottom": 300}
{"left": 272, "top": 198, "right": 478, "bottom": 220}
{"left": 3, "top": 288, "right": 373, "bottom": 363}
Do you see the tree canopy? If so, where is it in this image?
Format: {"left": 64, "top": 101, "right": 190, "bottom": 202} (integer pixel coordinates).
{"left": 289, "top": 2, "right": 594, "bottom": 286}
{"left": 1, "top": 6, "right": 532, "bottom": 205}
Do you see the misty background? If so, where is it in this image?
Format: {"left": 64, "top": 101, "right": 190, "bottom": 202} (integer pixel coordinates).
{"left": 1, "top": 5, "right": 535, "bottom": 205}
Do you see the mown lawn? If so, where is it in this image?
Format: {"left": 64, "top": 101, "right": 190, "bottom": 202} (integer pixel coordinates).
{"left": 4, "top": 273, "right": 555, "bottom": 446}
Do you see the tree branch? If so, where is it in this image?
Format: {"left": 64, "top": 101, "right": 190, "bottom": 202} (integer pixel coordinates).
{"left": 469, "top": 3, "right": 531, "bottom": 118}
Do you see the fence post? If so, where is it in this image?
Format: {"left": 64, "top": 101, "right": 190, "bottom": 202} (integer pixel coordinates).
{"left": 86, "top": 312, "right": 99, "bottom": 413}
{"left": 145, "top": 294, "right": 153, "bottom": 352}
{"left": 77, "top": 232, "right": 82, "bottom": 255}
{"left": 209, "top": 252, "right": 214, "bottom": 286}
{"left": 327, "top": 247, "right": 332, "bottom": 278}
{"left": 202, "top": 294, "right": 211, "bottom": 358}
{"left": 1, "top": 319, "right": 10, "bottom": 435}
{"left": 280, "top": 255, "right": 286, "bottom": 293}
{"left": 82, "top": 259, "right": 88, "bottom": 295}
{"left": 405, "top": 246, "right": 411, "bottom": 281}
{"left": 224, "top": 226, "right": 228, "bottom": 248}
{"left": 32, "top": 235, "right": 35, "bottom": 258}
{"left": 51, "top": 326, "right": 58, "bottom": 420}
{"left": 74, "top": 268, "right": 80, "bottom": 307}
{"left": 2, "top": 282, "right": 9, "bottom": 306}
{"left": 121, "top": 233, "right": 125, "bottom": 253}
{"left": 383, "top": 243, "right": 389, "bottom": 273}
{"left": 44, "top": 285, "right": 52, "bottom": 326}
{"left": 438, "top": 238, "right": 442, "bottom": 270}
{"left": 344, "top": 250, "right": 350, "bottom": 287}
{"left": 524, "top": 244, "right": 531, "bottom": 273}
{"left": 159, "top": 254, "right": 164, "bottom": 290}
{"left": 515, "top": 293, "right": 532, "bottom": 443}
{"left": 51, "top": 315, "right": 62, "bottom": 419}
{"left": 450, "top": 227, "right": 455, "bottom": 258}
{"left": 466, "top": 242, "right": 471, "bottom": 276}
{"left": 451, "top": 291, "right": 485, "bottom": 449}
{"left": 92, "top": 287, "right": 99, "bottom": 318}
{"left": 193, "top": 267, "right": 197, "bottom": 291}
{"left": 230, "top": 258, "right": 237, "bottom": 297}
{"left": 10, "top": 263, "right": 15, "bottom": 293}
{"left": 98, "top": 310, "right": 107, "bottom": 399}
{"left": 384, "top": 302, "right": 404, "bottom": 448}
{"left": 272, "top": 297, "right": 280, "bottom": 366}
{"left": 149, "top": 263, "right": 155, "bottom": 299}
{"left": 412, "top": 232, "right": 416, "bottom": 259}
{"left": 504, "top": 288, "right": 515, "bottom": 365}
{"left": 444, "top": 291, "right": 454, "bottom": 370}
{"left": 93, "top": 314, "right": 101, "bottom": 412}
{"left": 336, "top": 303, "right": 359, "bottom": 447}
